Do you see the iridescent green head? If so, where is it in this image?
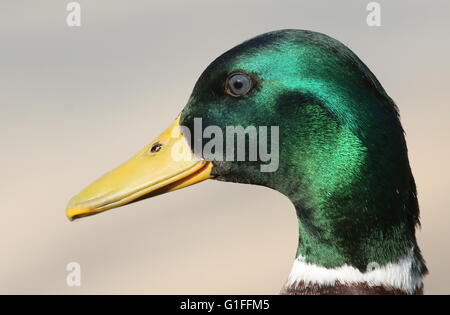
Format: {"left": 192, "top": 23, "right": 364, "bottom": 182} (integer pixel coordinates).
{"left": 181, "top": 30, "right": 426, "bottom": 272}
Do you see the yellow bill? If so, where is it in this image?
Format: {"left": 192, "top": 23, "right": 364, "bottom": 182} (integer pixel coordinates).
{"left": 66, "top": 116, "right": 212, "bottom": 221}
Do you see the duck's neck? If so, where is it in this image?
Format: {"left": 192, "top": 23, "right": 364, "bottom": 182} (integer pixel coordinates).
{"left": 280, "top": 174, "right": 426, "bottom": 295}
{"left": 278, "top": 164, "right": 427, "bottom": 294}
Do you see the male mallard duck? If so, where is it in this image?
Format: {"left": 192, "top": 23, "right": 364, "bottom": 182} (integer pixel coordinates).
{"left": 66, "top": 30, "right": 427, "bottom": 295}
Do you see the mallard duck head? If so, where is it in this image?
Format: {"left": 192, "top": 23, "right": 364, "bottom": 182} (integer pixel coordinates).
{"left": 66, "top": 30, "right": 426, "bottom": 294}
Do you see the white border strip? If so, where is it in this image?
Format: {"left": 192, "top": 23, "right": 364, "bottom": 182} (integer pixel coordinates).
{"left": 287, "top": 248, "right": 422, "bottom": 294}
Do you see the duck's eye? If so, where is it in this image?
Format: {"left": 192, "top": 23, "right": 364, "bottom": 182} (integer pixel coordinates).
{"left": 226, "top": 73, "right": 253, "bottom": 97}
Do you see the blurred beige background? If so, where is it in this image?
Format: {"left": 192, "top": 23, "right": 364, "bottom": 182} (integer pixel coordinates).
{"left": 0, "top": 0, "right": 449, "bottom": 294}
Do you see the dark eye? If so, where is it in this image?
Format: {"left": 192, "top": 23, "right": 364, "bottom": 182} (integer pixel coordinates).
{"left": 226, "top": 72, "right": 253, "bottom": 97}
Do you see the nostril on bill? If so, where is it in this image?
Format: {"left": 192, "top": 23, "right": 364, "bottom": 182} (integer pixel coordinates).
{"left": 150, "top": 142, "right": 163, "bottom": 153}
